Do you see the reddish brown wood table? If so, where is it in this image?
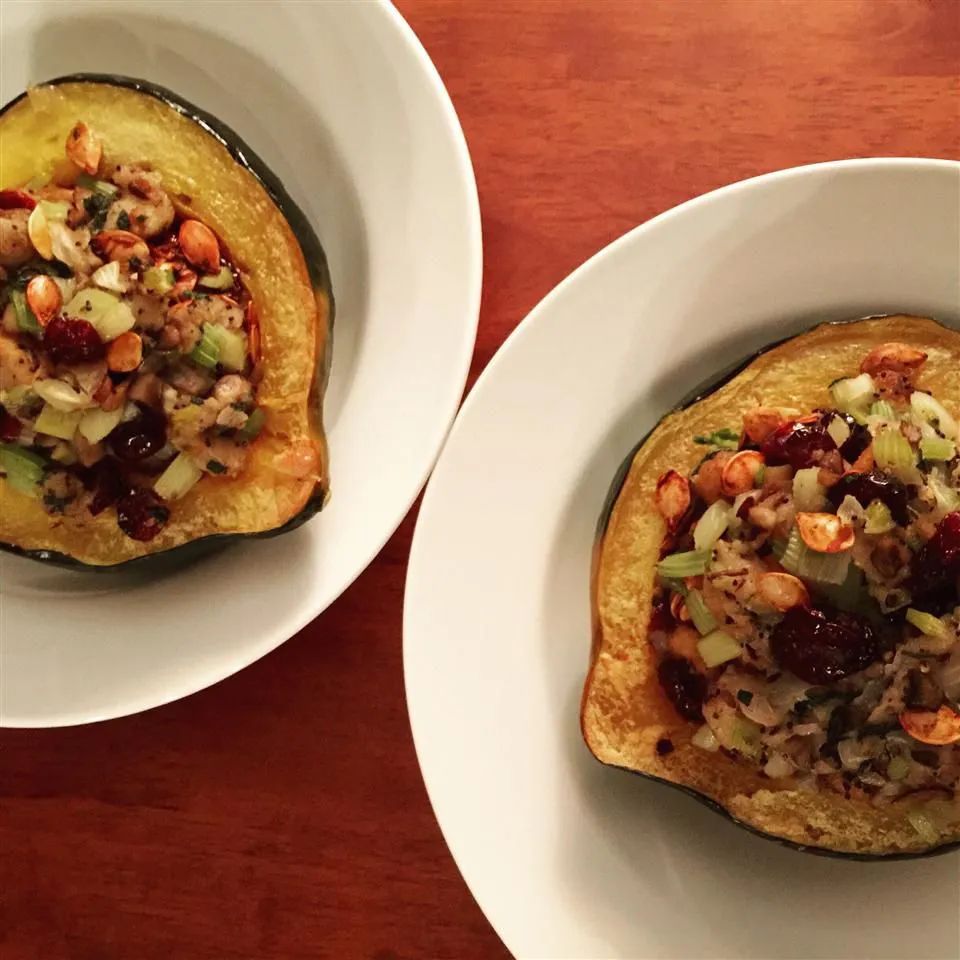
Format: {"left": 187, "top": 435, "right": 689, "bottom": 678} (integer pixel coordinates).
{"left": 1, "top": 2, "right": 957, "bottom": 958}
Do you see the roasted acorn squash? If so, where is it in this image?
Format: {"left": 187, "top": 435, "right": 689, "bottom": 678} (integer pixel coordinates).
{"left": 0, "top": 75, "right": 332, "bottom": 567}
{"left": 583, "top": 315, "right": 960, "bottom": 857}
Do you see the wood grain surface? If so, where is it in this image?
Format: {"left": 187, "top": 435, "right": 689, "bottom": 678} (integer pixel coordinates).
{"left": 1, "top": 2, "right": 958, "bottom": 958}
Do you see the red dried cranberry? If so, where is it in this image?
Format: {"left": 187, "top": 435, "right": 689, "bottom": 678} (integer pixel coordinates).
{"left": 44, "top": 316, "right": 105, "bottom": 365}
{"left": 0, "top": 405, "right": 21, "bottom": 441}
{"left": 116, "top": 488, "right": 170, "bottom": 541}
{"left": 657, "top": 656, "right": 707, "bottom": 721}
{"left": 827, "top": 470, "right": 910, "bottom": 526}
{"left": 770, "top": 606, "right": 879, "bottom": 684}
{"left": 648, "top": 593, "right": 675, "bottom": 633}
{"left": 911, "top": 512, "right": 960, "bottom": 599}
{"left": 84, "top": 459, "right": 123, "bottom": 516}
{"left": 761, "top": 417, "right": 837, "bottom": 470}
{"left": 109, "top": 406, "right": 167, "bottom": 462}
{"left": 818, "top": 410, "right": 871, "bottom": 463}
{"left": 0, "top": 189, "right": 36, "bottom": 210}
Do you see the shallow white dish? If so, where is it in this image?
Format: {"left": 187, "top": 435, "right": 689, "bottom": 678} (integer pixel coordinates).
{"left": 0, "top": 0, "right": 481, "bottom": 726}
{"left": 405, "top": 160, "right": 960, "bottom": 959}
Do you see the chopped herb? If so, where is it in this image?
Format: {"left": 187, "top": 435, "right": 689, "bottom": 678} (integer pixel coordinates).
{"left": 83, "top": 191, "right": 113, "bottom": 231}
{"left": 693, "top": 427, "right": 740, "bottom": 449}
{"left": 116, "top": 209, "right": 131, "bottom": 230}
{"left": 736, "top": 689, "right": 754, "bottom": 705}
{"left": 206, "top": 460, "right": 227, "bottom": 475}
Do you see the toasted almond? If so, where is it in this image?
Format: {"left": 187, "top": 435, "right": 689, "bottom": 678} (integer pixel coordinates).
{"left": 756, "top": 572, "right": 809, "bottom": 612}
{"left": 93, "top": 229, "right": 149, "bottom": 263}
{"left": 720, "top": 450, "right": 765, "bottom": 497}
{"left": 655, "top": 469, "right": 692, "bottom": 531}
{"left": 27, "top": 204, "right": 53, "bottom": 259}
{"left": 178, "top": 219, "right": 220, "bottom": 273}
{"left": 742, "top": 407, "right": 785, "bottom": 444}
{"left": 899, "top": 705, "right": 960, "bottom": 746}
{"left": 25, "top": 274, "right": 62, "bottom": 326}
{"left": 670, "top": 592, "right": 691, "bottom": 623}
{"left": 65, "top": 122, "right": 102, "bottom": 175}
{"left": 107, "top": 332, "right": 143, "bottom": 373}
{"left": 796, "top": 512, "right": 856, "bottom": 553}
{"left": 861, "top": 342, "right": 928, "bottom": 377}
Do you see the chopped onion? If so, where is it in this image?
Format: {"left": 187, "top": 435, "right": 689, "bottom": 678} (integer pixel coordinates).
{"left": 739, "top": 692, "right": 780, "bottom": 727}
{"left": 691, "top": 724, "right": 719, "bottom": 752}
{"left": 826, "top": 416, "right": 851, "bottom": 447}
{"left": 792, "top": 467, "right": 825, "bottom": 512}
{"left": 836, "top": 494, "right": 865, "bottom": 528}
{"left": 763, "top": 753, "right": 794, "bottom": 779}
{"left": 837, "top": 737, "right": 873, "bottom": 771}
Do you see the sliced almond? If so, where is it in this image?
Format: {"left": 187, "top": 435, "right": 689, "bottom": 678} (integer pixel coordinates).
{"left": 796, "top": 512, "right": 856, "bottom": 553}
{"left": 655, "top": 469, "right": 692, "bottom": 532}
{"left": 720, "top": 450, "right": 765, "bottom": 497}
{"left": 899, "top": 705, "right": 960, "bottom": 746}
{"left": 178, "top": 219, "right": 220, "bottom": 273}
{"left": 25, "top": 274, "right": 62, "bottom": 326}
{"left": 756, "top": 572, "right": 809, "bottom": 612}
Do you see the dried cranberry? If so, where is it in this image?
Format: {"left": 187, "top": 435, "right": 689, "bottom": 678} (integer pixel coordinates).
{"left": 0, "top": 405, "right": 21, "bottom": 441}
{"left": 761, "top": 417, "right": 837, "bottom": 470}
{"left": 911, "top": 512, "right": 960, "bottom": 600}
{"left": 116, "top": 488, "right": 170, "bottom": 541}
{"left": 827, "top": 470, "right": 910, "bottom": 526}
{"left": 109, "top": 406, "right": 167, "bottom": 462}
{"left": 0, "top": 189, "right": 36, "bottom": 210}
{"left": 648, "top": 593, "right": 675, "bottom": 633}
{"left": 818, "top": 410, "right": 871, "bottom": 463}
{"left": 84, "top": 459, "right": 123, "bottom": 516}
{"left": 771, "top": 606, "right": 879, "bottom": 684}
{"left": 657, "top": 656, "right": 707, "bottom": 721}
{"left": 44, "top": 316, "right": 105, "bottom": 365}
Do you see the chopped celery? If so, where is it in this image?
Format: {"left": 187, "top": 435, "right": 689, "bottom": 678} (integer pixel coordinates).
{"left": 657, "top": 550, "right": 710, "bottom": 579}
{"left": 919, "top": 436, "right": 956, "bottom": 462}
{"left": 780, "top": 525, "right": 851, "bottom": 584}
{"left": 33, "top": 378, "right": 89, "bottom": 412}
{"left": 34, "top": 403, "right": 82, "bottom": 440}
{"left": 686, "top": 590, "right": 717, "bottom": 635}
{"left": 826, "top": 416, "right": 851, "bottom": 447}
{"left": 907, "top": 808, "right": 939, "bottom": 845}
{"left": 696, "top": 630, "right": 742, "bottom": 667}
{"left": 198, "top": 266, "right": 234, "bottom": 290}
{"left": 693, "top": 500, "right": 731, "bottom": 552}
{"left": 154, "top": 452, "right": 203, "bottom": 501}
{"left": 78, "top": 405, "right": 124, "bottom": 444}
{"left": 38, "top": 200, "right": 69, "bottom": 223}
{"left": 76, "top": 173, "right": 119, "bottom": 196}
{"left": 190, "top": 325, "right": 221, "bottom": 369}
{"left": 927, "top": 470, "right": 960, "bottom": 513}
{"left": 238, "top": 407, "right": 265, "bottom": 442}
{"left": 905, "top": 608, "right": 949, "bottom": 639}
{"left": 9, "top": 288, "right": 40, "bottom": 335}
{"left": 869, "top": 399, "right": 897, "bottom": 420}
{"left": 887, "top": 756, "right": 910, "bottom": 781}
{"left": 863, "top": 500, "right": 895, "bottom": 535}
{"left": 205, "top": 324, "right": 247, "bottom": 372}
{"left": 814, "top": 564, "right": 866, "bottom": 614}
{"left": 874, "top": 428, "right": 916, "bottom": 478}
{"left": 64, "top": 289, "right": 134, "bottom": 341}
{"left": 911, "top": 391, "right": 957, "bottom": 440}
{"left": 691, "top": 724, "right": 719, "bottom": 752}
{"left": 0, "top": 442, "right": 46, "bottom": 494}
{"left": 830, "top": 373, "right": 875, "bottom": 414}
{"left": 792, "top": 467, "right": 825, "bottom": 512}
{"left": 143, "top": 266, "right": 175, "bottom": 295}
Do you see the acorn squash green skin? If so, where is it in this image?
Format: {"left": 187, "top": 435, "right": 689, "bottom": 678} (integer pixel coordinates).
{"left": 584, "top": 315, "right": 960, "bottom": 859}
{"left": 0, "top": 75, "right": 334, "bottom": 570}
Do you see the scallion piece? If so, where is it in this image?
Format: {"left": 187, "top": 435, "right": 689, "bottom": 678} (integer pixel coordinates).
{"left": 657, "top": 550, "right": 710, "bottom": 579}
{"left": 9, "top": 289, "right": 41, "bottom": 336}
{"left": 830, "top": 373, "right": 875, "bottom": 415}
{"left": 686, "top": 590, "right": 717, "bottom": 635}
{"left": 693, "top": 500, "right": 730, "bottom": 552}
{"left": 863, "top": 500, "right": 895, "bottom": 535}
{"left": 190, "top": 325, "right": 221, "bottom": 369}
{"left": 696, "top": 630, "right": 742, "bottom": 668}
{"left": 919, "top": 436, "right": 956, "bottom": 462}
{"left": 0, "top": 442, "right": 46, "bottom": 495}
{"left": 905, "top": 608, "right": 950, "bottom": 639}
{"left": 780, "top": 525, "right": 851, "bottom": 584}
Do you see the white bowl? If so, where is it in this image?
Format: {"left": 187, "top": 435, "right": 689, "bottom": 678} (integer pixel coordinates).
{"left": 0, "top": 0, "right": 481, "bottom": 726}
{"left": 405, "top": 160, "right": 960, "bottom": 959}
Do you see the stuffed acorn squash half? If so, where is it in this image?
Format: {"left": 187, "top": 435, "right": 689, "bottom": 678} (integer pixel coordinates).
{"left": 583, "top": 315, "right": 960, "bottom": 857}
{"left": 0, "top": 76, "right": 332, "bottom": 567}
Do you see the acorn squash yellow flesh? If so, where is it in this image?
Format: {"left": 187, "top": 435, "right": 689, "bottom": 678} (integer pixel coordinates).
{"left": 0, "top": 77, "right": 332, "bottom": 567}
{"left": 583, "top": 315, "right": 960, "bottom": 857}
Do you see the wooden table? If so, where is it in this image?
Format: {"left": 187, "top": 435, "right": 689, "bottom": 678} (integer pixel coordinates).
{"left": 2, "top": 2, "right": 957, "bottom": 957}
